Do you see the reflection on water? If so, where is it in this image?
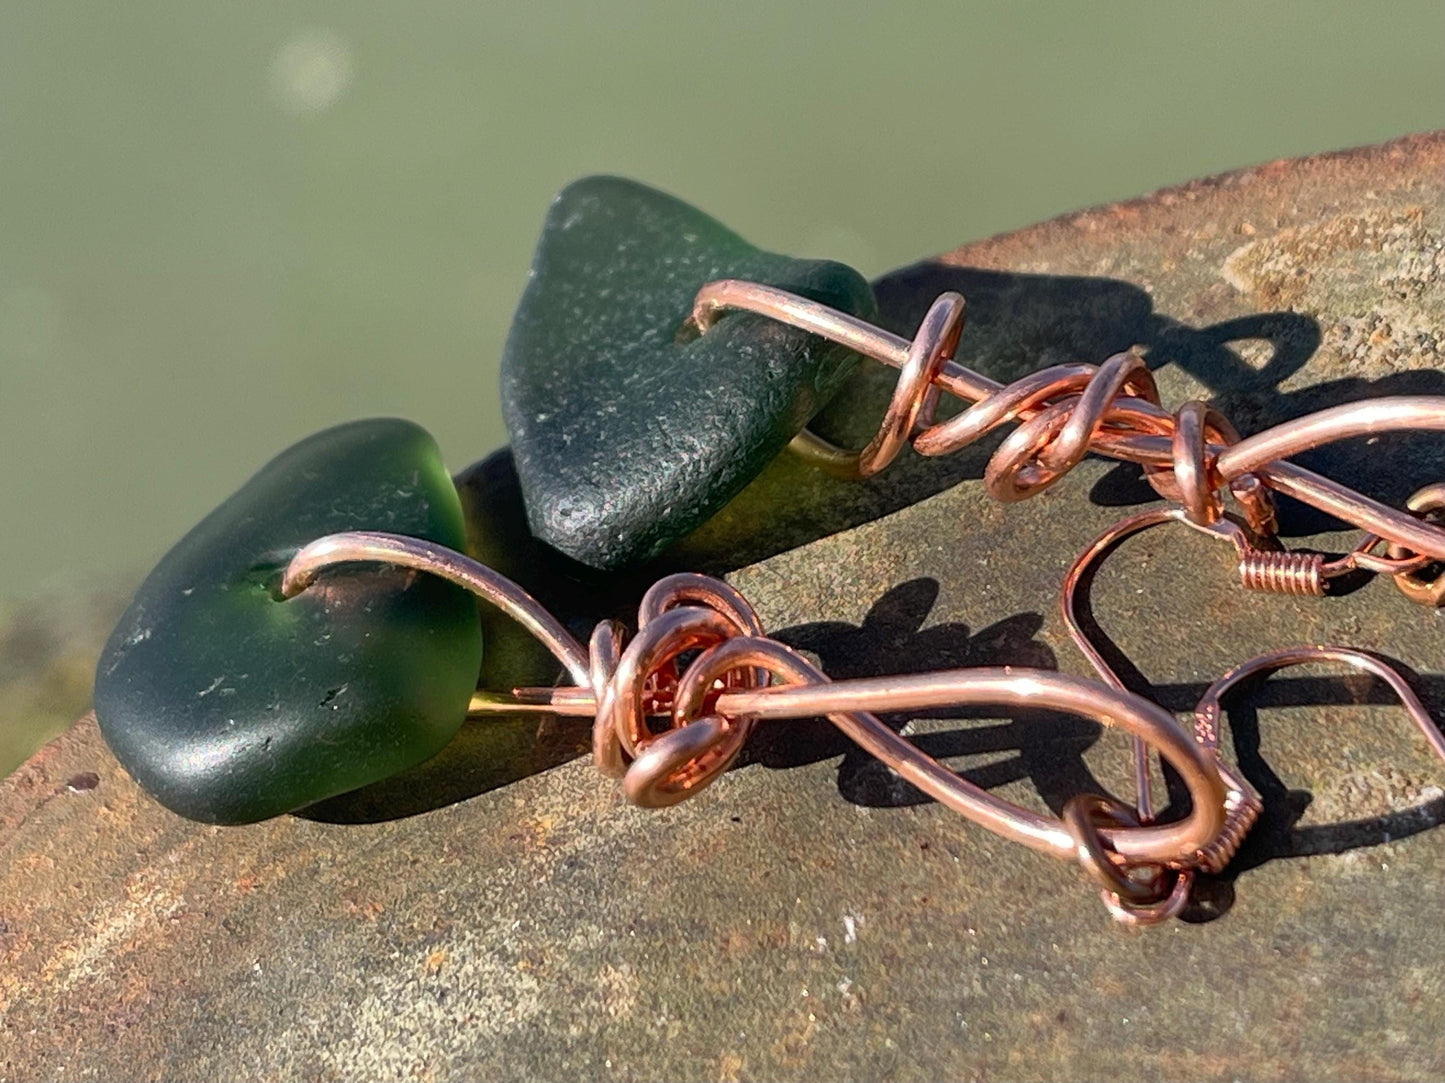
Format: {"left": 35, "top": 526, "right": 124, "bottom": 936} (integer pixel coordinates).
{"left": 0, "top": 2, "right": 1440, "bottom": 772}
{"left": 269, "top": 29, "right": 355, "bottom": 116}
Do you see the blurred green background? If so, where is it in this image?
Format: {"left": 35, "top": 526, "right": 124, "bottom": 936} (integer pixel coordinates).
{"left": 2, "top": 1, "right": 1442, "bottom": 774}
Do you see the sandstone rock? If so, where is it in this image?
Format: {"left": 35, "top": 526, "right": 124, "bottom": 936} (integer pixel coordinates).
{"left": 2, "top": 134, "right": 1442, "bottom": 1081}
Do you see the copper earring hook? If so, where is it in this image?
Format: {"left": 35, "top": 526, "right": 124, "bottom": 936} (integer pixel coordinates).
{"left": 1060, "top": 505, "right": 1266, "bottom": 826}
{"left": 1194, "top": 645, "right": 1445, "bottom": 768}
{"left": 1060, "top": 504, "right": 1188, "bottom": 823}
{"left": 1059, "top": 502, "right": 1445, "bottom": 918}
{"left": 1059, "top": 506, "right": 1265, "bottom": 923}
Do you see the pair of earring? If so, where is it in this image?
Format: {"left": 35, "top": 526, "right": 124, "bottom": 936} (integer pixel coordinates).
{"left": 92, "top": 177, "right": 1445, "bottom": 923}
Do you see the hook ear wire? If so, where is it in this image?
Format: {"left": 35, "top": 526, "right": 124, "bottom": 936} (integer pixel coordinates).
{"left": 1061, "top": 506, "right": 1445, "bottom": 877}
{"left": 1190, "top": 647, "right": 1442, "bottom": 873}
{"left": 1193, "top": 646, "right": 1445, "bottom": 768}
{"left": 1060, "top": 505, "right": 1189, "bottom": 823}
{"left": 1060, "top": 506, "right": 1264, "bottom": 874}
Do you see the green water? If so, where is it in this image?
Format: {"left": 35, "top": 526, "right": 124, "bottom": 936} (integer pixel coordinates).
{"left": 1, "top": 2, "right": 1442, "bottom": 770}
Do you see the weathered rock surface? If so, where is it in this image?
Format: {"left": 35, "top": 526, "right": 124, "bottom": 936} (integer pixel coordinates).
{"left": 3, "top": 134, "right": 1443, "bottom": 1081}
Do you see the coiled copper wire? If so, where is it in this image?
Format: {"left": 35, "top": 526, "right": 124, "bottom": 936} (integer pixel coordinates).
{"left": 1236, "top": 548, "right": 1327, "bottom": 597}
{"left": 689, "top": 279, "right": 1445, "bottom": 571}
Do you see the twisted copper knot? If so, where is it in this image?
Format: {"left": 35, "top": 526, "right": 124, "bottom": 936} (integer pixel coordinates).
{"left": 916, "top": 344, "right": 1274, "bottom": 532}
{"left": 785, "top": 288, "right": 1278, "bottom": 535}
{"left": 588, "top": 572, "right": 774, "bottom": 808}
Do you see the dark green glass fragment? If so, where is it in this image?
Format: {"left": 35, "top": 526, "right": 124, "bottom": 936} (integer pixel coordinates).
{"left": 93, "top": 419, "right": 482, "bottom": 824}
{"left": 500, "top": 176, "right": 877, "bottom": 570}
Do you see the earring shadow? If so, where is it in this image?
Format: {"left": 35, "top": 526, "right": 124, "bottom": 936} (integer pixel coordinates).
{"left": 742, "top": 578, "right": 1104, "bottom": 815}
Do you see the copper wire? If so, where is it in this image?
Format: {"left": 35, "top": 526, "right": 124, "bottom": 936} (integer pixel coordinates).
{"left": 787, "top": 292, "right": 964, "bottom": 478}
{"left": 280, "top": 530, "right": 592, "bottom": 684}
{"left": 1059, "top": 505, "right": 1445, "bottom": 879}
{"left": 689, "top": 279, "right": 1445, "bottom": 568}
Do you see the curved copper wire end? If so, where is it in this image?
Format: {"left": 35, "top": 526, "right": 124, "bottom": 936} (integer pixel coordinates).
{"left": 1194, "top": 645, "right": 1445, "bottom": 767}
{"left": 282, "top": 530, "right": 591, "bottom": 686}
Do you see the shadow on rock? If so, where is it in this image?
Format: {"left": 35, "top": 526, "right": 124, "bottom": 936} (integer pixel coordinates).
{"left": 745, "top": 577, "right": 1109, "bottom": 814}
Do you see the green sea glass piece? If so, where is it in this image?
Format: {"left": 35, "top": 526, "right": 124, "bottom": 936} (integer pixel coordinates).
{"left": 501, "top": 176, "right": 877, "bottom": 570}
{"left": 93, "top": 419, "right": 482, "bottom": 824}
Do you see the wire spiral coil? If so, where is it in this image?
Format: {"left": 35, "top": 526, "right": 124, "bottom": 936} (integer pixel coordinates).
{"left": 1236, "top": 548, "right": 1327, "bottom": 597}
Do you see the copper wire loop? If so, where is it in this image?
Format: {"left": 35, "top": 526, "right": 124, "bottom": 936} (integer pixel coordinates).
{"left": 1062, "top": 795, "right": 1168, "bottom": 904}
{"left": 1062, "top": 794, "right": 1192, "bottom": 925}
{"left": 689, "top": 280, "right": 1445, "bottom": 562}
{"left": 593, "top": 574, "right": 766, "bottom": 802}
{"left": 1098, "top": 869, "right": 1193, "bottom": 927}
{"left": 1387, "top": 483, "right": 1445, "bottom": 606}
{"left": 788, "top": 292, "right": 965, "bottom": 478}
{"left": 1169, "top": 400, "right": 1242, "bottom": 526}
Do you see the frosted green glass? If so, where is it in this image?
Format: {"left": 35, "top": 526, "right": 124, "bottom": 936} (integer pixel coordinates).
{"left": 93, "top": 419, "right": 482, "bottom": 823}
